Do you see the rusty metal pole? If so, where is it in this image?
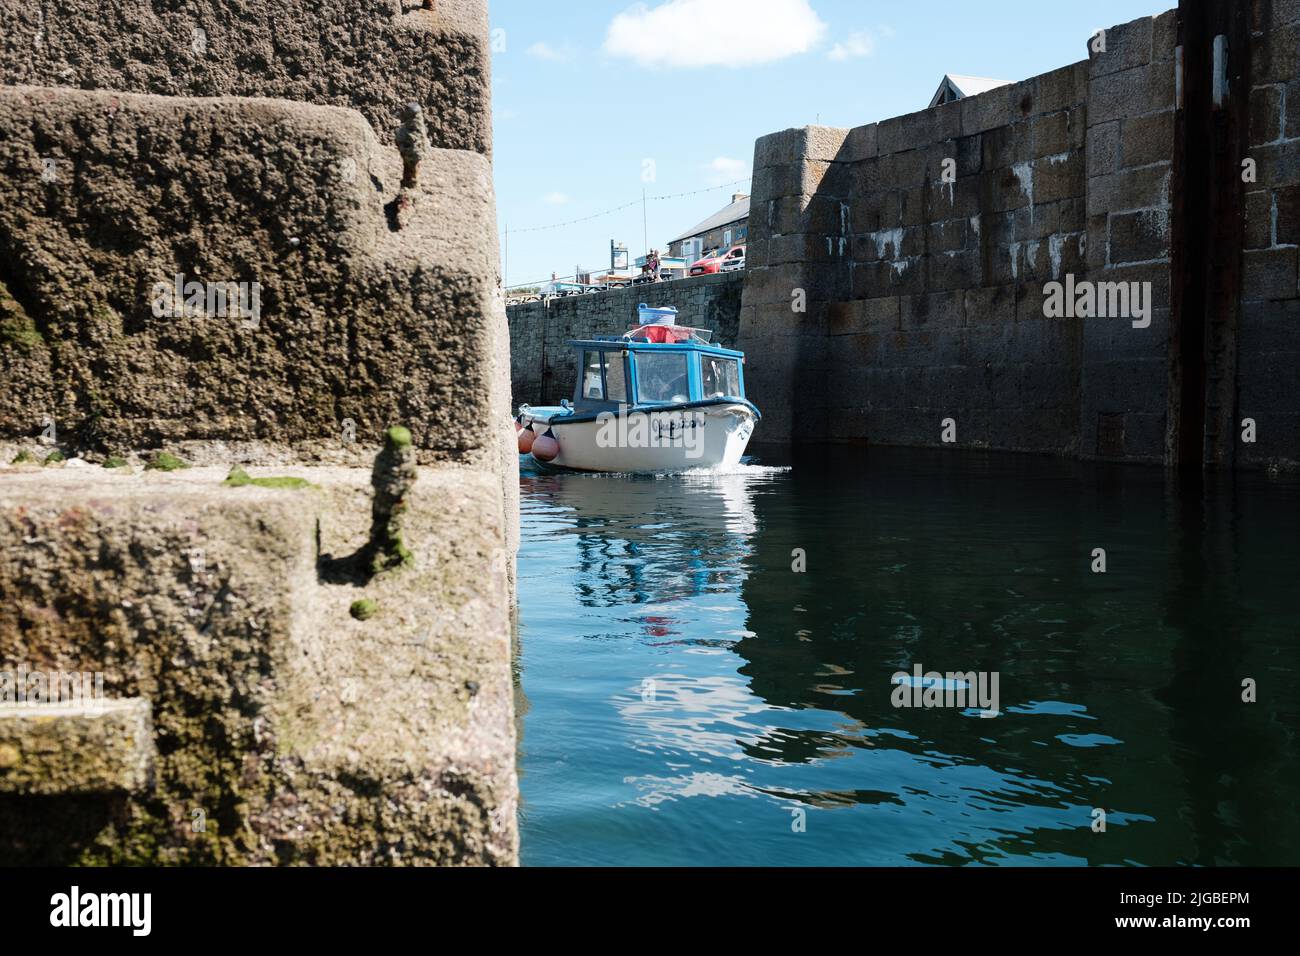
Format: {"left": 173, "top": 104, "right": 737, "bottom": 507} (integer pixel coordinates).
{"left": 1169, "top": 0, "right": 1252, "bottom": 475}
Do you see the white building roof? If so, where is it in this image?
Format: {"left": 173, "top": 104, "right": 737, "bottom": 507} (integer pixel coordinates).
{"left": 929, "top": 74, "right": 1013, "bottom": 108}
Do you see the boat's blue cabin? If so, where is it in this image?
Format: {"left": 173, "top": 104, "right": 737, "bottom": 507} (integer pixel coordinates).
{"left": 566, "top": 336, "right": 752, "bottom": 416}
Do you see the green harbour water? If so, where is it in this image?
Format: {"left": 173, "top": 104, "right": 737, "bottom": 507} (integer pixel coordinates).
{"left": 515, "top": 445, "right": 1300, "bottom": 866}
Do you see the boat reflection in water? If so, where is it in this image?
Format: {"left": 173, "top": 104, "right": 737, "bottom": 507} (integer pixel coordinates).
{"left": 517, "top": 446, "right": 1300, "bottom": 867}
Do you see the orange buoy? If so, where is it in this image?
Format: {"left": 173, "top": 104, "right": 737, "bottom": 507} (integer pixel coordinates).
{"left": 517, "top": 422, "right": 536, "bottom": 454}
{"left": 531, "top": 427, "right": 559, "bottom": 463}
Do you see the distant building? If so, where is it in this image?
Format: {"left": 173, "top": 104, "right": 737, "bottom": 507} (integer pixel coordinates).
{"left": 667, "top": 194, "right": 750, "bottom": 263}
{"left": 928, "top": 74, "right": 1012, "bottom": 108}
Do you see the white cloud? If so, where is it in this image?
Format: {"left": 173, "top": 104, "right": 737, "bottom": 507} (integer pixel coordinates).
{"left": 527, "top": 41, "right": 571, "bottom": 62}
{"left": 604, "top": 0, "right": 827, "bottom": 69}
{"left": 827, "top": 30, "right": 877, "bottom": 61}
{"left": 541, "top": 191, "right": 570, "bottom": 205}
{"left": 703, "top": 156, "right": 750, "bottom": 187}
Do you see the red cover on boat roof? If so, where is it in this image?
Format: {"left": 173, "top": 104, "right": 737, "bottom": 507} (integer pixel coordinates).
{"left": 633, "top": 324, "right": 692, "bottom": 343}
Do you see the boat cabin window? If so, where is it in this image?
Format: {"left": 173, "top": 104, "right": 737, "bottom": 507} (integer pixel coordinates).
{"left": 605, "top": 351, "right": 628, "bottom": 403}
{"left": 636, "top": 352, "right": 690, "bottom": 405}
{"left": 701, "top": 355, "right": 741, "bottom": 399}
{"left": 581, "top": 350, "right": 628, "bottom": 403}
{"left": 581, "top": 351, "right": 604, "bottom": 400}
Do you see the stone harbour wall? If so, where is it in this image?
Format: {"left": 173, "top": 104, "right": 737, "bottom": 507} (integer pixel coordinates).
{"left": 0, "top": 0, "right": 519, "bottom": 864}
{"left": 737, "top": 2, "right": 1299, "bottom": 471}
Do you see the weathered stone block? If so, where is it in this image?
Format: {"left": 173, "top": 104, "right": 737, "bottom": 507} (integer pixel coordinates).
{"left": 827, "top": 297, "right": 900, "bottom": 336}
{"left": 900, "top": 291, "right": 965, "bottom": 330}
{"left": 965, "top": 285, "right": 1017, "bottom": 325}
{"left": 1090, "top": 15, "right": 1154, "bottom": 77}
{"left": 1089, "top": 62, "right": 1176, "bottom": 124}
{"left": 0, "top": 698, "right": 154, "bottom": 796}
{"left": 929, "top": 250, "right": 985, "bottom": 291}
{"left": 1036, "top": 64, "right": 1089, "bottom": 114}
{"left": 985, "top": 165, "right": 1032, "bottom": 214}
{"left": 1250, "top": 85, "right": 1285, "bottom": 145}
{"left": 1243, "top": 247, "right": 1300, "bottom": 299}
{"left": 0, "top": 0, "right": 491, "bottom": 154}
{"left": 1031, "top": 111, "right": 1072, "bottom": 158}
{"left": 0, "top": 464, "right": 517, "bottom": 865}
{"left": 1252, "top": 140, "right": 1300, "bottom": 187}
{"left": 1088, "top": 164, "right": 1171, "bottom": 216}
{"left": 1257, "top": 0, "right": 1300, "bottom": 29}
{"left": 1152, "top": 10, "right": 1177, "bottom": 63}
{"left": 1014, "top": 201, "right": 1064, "bottom": 243}
{"left": 926, "top": 218, "right": 969, "bottom": 253}
{"left": 1253, "top": 20, "right": 1300, "bottom": 85}
{"left": 840, "top": 124, "right": 879, "bottom": 163}
{"left": 0, "top": 87, "right": 508, "bottom": 468}
{"left": 982, "top": 123, "right": 1022, "bottom": 171}
{"left": 1245, "top": 189, "right": 1275, "bottom": 249}
{"left": 1275, "top": 182, "right": 1300, "bottom": 245}
{"left": 1034, "top": 152, "right": 1086, "bottom": 204}
{"left": 1110, "top": 209, "right": 1171, "bottom": 263}
{"left": 1088, "top": 120, "right": 1122, "bottom": 177}
{"left": 1122, "top": 110, "right": 1175, "bottom": 167}
{"left": 961, "top": 85, "right": 1012, "bottom": 136}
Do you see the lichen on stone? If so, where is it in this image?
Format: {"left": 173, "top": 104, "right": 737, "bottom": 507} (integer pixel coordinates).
{"left": 0, "top": 313, "right": 43, "bottom": 350}
{"left": 223, "top": 466, "right": 315, "bottom": 490}
{"left": 145, "top": 451, "right": 189, "bottom": 472}
{"left": 349, "top": 598, "right": 378, "bottom": 621}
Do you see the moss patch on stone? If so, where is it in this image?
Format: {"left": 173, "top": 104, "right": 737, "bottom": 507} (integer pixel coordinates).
{"left": 349, "top": 598, "right": 378, "bottom": 621}
{"left": 43, "top": 450, "right": 65, "bottom": 466}
{"left": 145, "top": 452, "right": 190, "bottom": 472}
{"left": 365, "top": 425, "right": 417, "bottom": 576}
{"left": 0, "top": 313, "right": 44, "bottom": 350}
{"left": 102, "top": 456, "right": 129, "bottom": 469}
{"left": 223, "top": 466, "right": 316, "bottom": 490}
{"left": 10, "top": 450, "right": 36, "bottom": 464}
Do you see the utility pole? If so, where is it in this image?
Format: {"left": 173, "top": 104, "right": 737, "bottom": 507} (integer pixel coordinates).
{"left": 642, "top": 188, "right": 648, "bottom": 259}
{"left": 503, "top": 224, "right": 508, "bottom": 290}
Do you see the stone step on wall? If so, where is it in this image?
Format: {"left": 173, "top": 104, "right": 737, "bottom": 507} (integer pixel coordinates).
{"left": 0, "top": 0, "right": 492, "bottom": 155}
{"left": 0, "top": 461, "right": 517, "bottom": 865}
{"left": 0, "top": 85, "right": 511, "bottom": 473}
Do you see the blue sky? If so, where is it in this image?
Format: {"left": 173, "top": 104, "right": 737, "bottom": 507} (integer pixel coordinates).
{"left": 491, "top": 0, "right": 1173, "bottom": 288}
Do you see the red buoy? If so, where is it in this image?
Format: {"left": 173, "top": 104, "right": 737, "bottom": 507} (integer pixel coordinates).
{"left": 531, "top": 427, "right": 559, "bottom": 463}
{"left": 517, "top": 422, "right": 536, "bottom": 454}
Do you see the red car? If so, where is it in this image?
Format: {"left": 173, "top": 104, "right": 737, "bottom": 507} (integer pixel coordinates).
{"left": 689, "top": 245, "right": 746, "bottom": 276}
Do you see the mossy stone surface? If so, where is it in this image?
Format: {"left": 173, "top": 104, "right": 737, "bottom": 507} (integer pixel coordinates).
{"left": 145, "top": 452, "right": 189, "bottom": 472}
{"left": 224, "top": 466, "right": 315, "bottom": 490}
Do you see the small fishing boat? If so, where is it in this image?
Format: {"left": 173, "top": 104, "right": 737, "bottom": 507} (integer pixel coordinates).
{"left": 517, "top": 305, "right": 760, "bottom": 473}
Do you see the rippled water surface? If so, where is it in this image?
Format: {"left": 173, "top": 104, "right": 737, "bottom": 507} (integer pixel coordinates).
{"left": 515, "top": 445, "right": 1300, "bottom": 866}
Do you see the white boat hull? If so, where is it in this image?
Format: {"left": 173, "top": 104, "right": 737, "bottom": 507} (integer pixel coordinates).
{"left": 521, "top": 403, "right": 757, "bottom": 473}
